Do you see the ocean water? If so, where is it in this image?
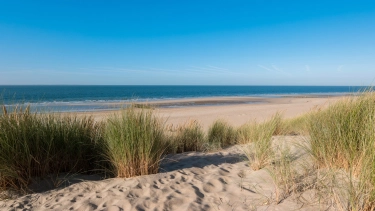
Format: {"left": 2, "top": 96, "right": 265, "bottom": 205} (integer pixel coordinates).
{"left": 0, "top": 85, "right": 367, "bottom": 112}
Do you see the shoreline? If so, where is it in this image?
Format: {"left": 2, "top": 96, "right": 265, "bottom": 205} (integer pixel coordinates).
{"left": 2, "top": 92, "right": 354, "bottom": 112}
{"left": 65, "top": 94, "right": 350, "bottom": 111}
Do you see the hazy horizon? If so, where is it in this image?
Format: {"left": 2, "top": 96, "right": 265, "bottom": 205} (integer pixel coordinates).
{"left": 1, "top": 1, "right": 375, "bottom": 86}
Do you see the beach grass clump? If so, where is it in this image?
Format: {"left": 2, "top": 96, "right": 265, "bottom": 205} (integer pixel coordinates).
{"left": 207, "top": 120, "right": 237, "bottom": 149}
{"left": 238, "top": 113, "right": 281, "bottom": 144}
{"left": 168, "top": 120, "right": 205, "bottom": 153}
{"left": 103, "top": 106, "right": 166, "bottom": 178}
{"left": 268, "top": 147, "right": 298, "bottom": 204}
{"left": 0, "top": 106, "right": 104, "bottom": 195}
{"left": 308, "top": 92, "right": 375, "bottom": 173}
{"left": 241, "top": 113, "right": 281, "bottom": 170}
{"left": 276, "top": 113, "right": 311, "bottom": 136}
{"left": 267, "top": 145, "right": 317, "bottom": 205}
{"left": 307, "top": 90, "right": 375, "bottom": 210}
{"left": 236, "top": 124, "right": 253, "bottom": 145}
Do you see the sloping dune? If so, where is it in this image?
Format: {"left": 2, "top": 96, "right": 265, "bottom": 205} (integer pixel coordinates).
{"left": 1, "top": 136, "right": 324, "bottom": 211}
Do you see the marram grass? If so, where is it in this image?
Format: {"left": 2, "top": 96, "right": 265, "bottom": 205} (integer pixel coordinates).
{"left": 167, "top": 120, "right": 205, "bottom": 153}
{"left": 207, "top": 120, "right": 237, "bottom": 149}
{"left": 0, "top": 106, "right": 104, "bottom": 194}
{"left": 308, "top": 93, "right": 375, "bottom": 172}
{"left": 103, "top": 106, "right": 166, "bottom": 178}
{"left": 275, "top": 113, "right": 311, "bottom": 136}
{"left": 241, "top": 113, "right": 281, "bottom": 170}
{"left": 307, "top": 91, "right": 375, "bottom": 210}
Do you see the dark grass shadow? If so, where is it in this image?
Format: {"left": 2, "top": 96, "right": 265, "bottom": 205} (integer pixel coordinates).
{"left": 27, "top": 173, "right": 104, "bottom": 194}
{"left": 159, "top": 150, "right": 246, "bottom": 173}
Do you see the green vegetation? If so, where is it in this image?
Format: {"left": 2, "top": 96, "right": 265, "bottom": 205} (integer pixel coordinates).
{"left": 268, "top": 147, "right": 298, "bottom": 204}
{"left": 207, "top": 120, "right": 237, "bottom": 149}
{"left": 308, "top": 93, "right": 375, "bottom": 173}
{"left": 168, "top": 120, "right": 205, "bottom": 153}
{"left": 275, "top": 113, "right": 311, "bottom": 136}
{"left": 103, "top": 106, "right": 166, "bottom": 178}
{"left": 240, "top": 113, "right": 281, "bottom": 170}
{"left": 238, "top": 90, "right": 375, "bottom": 209}
{"left": 0, "top": 106, "right": 104, "bottom": 195}
{"left": 307, "top": 91, "right": 375, "bottom": 210}
{"left": 237, "top": 113, "right": 281, "bottom": 144}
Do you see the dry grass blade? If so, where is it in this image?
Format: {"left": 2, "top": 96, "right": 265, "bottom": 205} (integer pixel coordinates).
{"left": 241, "top": 113, "right": 281, "bottom": 170}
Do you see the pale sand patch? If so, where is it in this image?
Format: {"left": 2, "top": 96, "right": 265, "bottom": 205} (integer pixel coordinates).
{"left": 155, "top": 97, "right": 340, "bottom": 131}
{"left": 73, "top": 96, "right": 342, "bottom": 130}
{"left": 1, "top": 136, "right": 325, "bottom": 211}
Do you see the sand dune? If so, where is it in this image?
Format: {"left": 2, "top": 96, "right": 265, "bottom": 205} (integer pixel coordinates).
{"left": 0, "top": 96, "right": 342, "bottom": 210}
{"left": 1, "top": 136, "right": 326, "bottom": 211}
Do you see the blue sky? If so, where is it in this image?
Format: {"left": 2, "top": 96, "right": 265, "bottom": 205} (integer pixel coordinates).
{"left": 1, "top": 0, "right": 375, "bottom": 85}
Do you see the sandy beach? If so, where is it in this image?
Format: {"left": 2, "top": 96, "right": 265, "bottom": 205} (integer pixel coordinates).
{"left": 2, "top": 0, "right": 373, "bottom": 209}
{"left": 77, "top": 96, "right": 342, "bottom": 130}
{"left": 0, "top": 96, "right": 344, "bottom": 210}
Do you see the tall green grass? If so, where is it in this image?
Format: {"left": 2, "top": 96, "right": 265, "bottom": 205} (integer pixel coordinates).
{"left": 308, "top": 91, "right": 375, "bottom": 210}
{"left": 103, "top": 106, "right": 166, "bottom": 178}
{"left": 308, "top": 93, "right": 375, "bottom": 173}
{"left": 167, "top": 120, "right": 205, "bottom": 153}
{"left": 275, "top": 113, "right": 311, "bottom": 136}
{"left": 0, "top": 106, "right": 104, "bottom": 194}
{"left": 207, "top": 120, "right": 237, "bottom": 149}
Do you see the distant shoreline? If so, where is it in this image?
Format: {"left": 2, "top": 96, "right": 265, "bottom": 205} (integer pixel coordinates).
{"left": 1, "top": 85, "right": 366, "bottom": 108}
{"left": 2, "top": 93, "right": 354, "bottom": 113}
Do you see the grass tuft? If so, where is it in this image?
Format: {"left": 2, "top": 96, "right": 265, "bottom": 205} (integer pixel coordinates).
{"left": 0, "top": 105, "right": 104, "bottom": 195}
{"left": 241, "top": 113, "right": 281, "bottom": 170}
{"left": 168, "top": 120, "right": 205, "bottom": 153}
{"left": 307, "top": 90, "right": 375, "bottom": 210}
{"left": 207, "top": 120, "right": 237, "bottom": 149}
{"left": 103, "top": 106, "right": 166, "bottom": 178}
{"left": 308, "top": 92, "right": 375, "bottom": 172}
{"left": 275, "top": 114, "right": 311, "bottom": 136}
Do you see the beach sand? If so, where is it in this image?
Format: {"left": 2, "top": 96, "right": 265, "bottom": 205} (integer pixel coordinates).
{"left": 76, "top": 96, "right": 341, "bottom": 130}
{"left": 0, "top": 96, "right": 342, "bottom": 211}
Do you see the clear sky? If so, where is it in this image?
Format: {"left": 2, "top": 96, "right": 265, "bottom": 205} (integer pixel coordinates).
{"left": 1, "top": 0, "right": 375, "bottom": 85}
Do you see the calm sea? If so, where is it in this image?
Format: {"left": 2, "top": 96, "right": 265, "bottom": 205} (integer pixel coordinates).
{"left": 0, "top": 86, "right": 367, "bottom": 112}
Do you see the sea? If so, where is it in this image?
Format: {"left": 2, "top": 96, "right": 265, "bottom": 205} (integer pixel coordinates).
{"left": 0, "top": 85, "right": 368, "bottom": 112}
